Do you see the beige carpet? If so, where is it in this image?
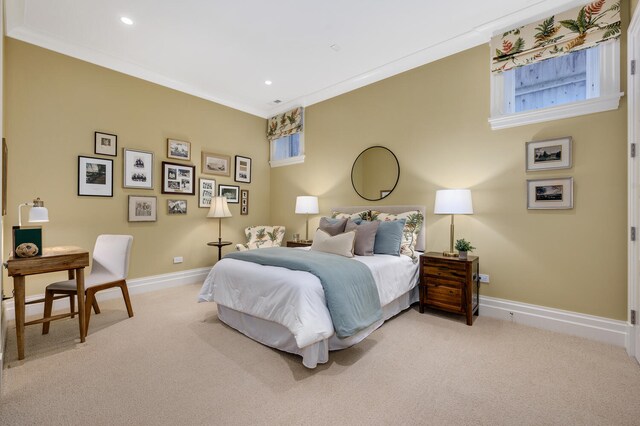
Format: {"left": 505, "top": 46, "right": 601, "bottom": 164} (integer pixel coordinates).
{"left": 1, "top": 283, "right": 640, "bottom": 425}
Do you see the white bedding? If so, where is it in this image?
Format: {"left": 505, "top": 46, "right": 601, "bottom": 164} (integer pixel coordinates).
{"left": 198, "top": 250, "right": 420, "bottom": 349}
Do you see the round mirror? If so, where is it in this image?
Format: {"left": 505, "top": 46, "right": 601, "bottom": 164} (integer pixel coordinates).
{"left": 351, "top": 146, "right": 400, "bottom": 201}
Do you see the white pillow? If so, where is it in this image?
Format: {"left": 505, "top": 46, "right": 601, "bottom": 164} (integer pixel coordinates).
{"left": 310, "top": 229, "right": 355, "bottom": 258}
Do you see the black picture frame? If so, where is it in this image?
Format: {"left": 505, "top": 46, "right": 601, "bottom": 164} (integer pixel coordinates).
{"left": 94, "top": 131, "right": 118, "bottom": 157}
{"left": 234, "top": 155, "right": 252, "bottom": 183}
{"left": 218, "top": 184, "right": 240, "bottom": 204}
{"left": 78, "top": 155, "right": 114, "bottom": 197}
{"left": 161, "top": 161, "right": 195, "bottom": 195}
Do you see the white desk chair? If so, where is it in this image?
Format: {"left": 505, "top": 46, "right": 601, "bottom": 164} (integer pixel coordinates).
{"left": 42, "top": 234, "right": 134, "bottom": 335}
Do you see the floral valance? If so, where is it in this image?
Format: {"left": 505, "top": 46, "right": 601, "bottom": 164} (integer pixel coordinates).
{"left": 491, "top": 0, "right": 620, "bottom": 73}
{"left": 267, "top": 107, "right": 303, "bottom": 141}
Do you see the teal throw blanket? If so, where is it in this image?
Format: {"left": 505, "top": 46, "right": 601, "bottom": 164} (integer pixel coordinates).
{"left": 225, "top": 247, "right": 382, "bottom": 338}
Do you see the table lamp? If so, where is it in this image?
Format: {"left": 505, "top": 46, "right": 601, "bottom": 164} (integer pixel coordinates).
{"left": 295, "top": 196, "right": 319, "bottom": 242}
{"left": 434, "top": 189, "right": 473, "bottom": 257}
{"left": 207, "top": 196, "right": 232, "bottom": 243}
{"left": 14, "top": 197, "right": 49, "bottom": 257}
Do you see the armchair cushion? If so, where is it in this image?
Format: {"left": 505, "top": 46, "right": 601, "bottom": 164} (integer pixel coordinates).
{"left": 236, "top": 225, "right": 286, "bottom": 251}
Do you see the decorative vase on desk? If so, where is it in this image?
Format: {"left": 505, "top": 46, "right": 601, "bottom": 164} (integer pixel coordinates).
{"left": 458, "top": 251, "right": 468, "bottom": 260}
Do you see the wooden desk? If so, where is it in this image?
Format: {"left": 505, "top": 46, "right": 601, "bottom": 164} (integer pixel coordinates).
{"left": 7, "top": 246, "right": 90, "bottom": 360}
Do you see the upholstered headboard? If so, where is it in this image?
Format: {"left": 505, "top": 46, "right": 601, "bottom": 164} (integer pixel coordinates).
{"left": 330, "top": 205, "right": 426, "bottom": 252}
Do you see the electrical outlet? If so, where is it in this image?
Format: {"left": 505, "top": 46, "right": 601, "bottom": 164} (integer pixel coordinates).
{"left": 479, "top": 274, "right": 490, "bottom": 283}
{"left": 173, "top": 256, "right": 183, "bottom": 264}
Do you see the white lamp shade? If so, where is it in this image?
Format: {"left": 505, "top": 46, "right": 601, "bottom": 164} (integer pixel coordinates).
{"left": 28, "top": 206, "right": 49, "bottom": 223}
{"left": 295, "top": 196, "right": 319, "bottom": 214}
{"left": 434, "top": 189, "right": 473, "bottom": 215}
{"left": 207, "top": 196, "right": 232, "bottom": 218}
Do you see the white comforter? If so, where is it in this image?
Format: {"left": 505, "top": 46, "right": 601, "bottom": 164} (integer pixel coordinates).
{"left": 198, "top": 251, "right": 419, "bottom": 349}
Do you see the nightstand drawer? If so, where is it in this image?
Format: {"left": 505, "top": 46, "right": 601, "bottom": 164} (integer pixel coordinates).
{"left": 424, "top": 276, "right": 462, "bottom": 290}
{"left": 425, "top": 285, "right": 462, "bottom": 311}
{"left": 423, "top": 264, "right": 467, "bottom": 282}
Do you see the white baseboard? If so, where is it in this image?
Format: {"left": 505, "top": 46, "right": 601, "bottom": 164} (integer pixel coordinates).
{"left": 1, "top": 270, "right": 630, "bottom": 349}
{"left": 2, "top": 267, "right": 211, "bottom": 321}
{"left": 480, "top": 296, "right": 629, "bottom": 347}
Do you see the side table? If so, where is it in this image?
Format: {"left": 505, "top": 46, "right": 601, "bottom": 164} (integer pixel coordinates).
{"left": 287, "top": 241, "right": 312, "bottom": 248}
{"left": 207, "top": 241, "right": 233, "bottom": 260}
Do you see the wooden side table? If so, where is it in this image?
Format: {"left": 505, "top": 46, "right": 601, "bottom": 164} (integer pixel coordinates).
{"left": 207, "top": 241, "right": 232, "bottom": 260}
{"left": 7, "top": 246, "right": 90, "bottom": 360}
{"left": 286, "top": 241, "right": 312, "bottom": 248}
{"left": 419, "top": 252, "right": 479, "bottom": 326}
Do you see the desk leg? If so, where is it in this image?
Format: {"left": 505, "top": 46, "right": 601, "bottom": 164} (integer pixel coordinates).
{"left": 13, "top": 276, "right": 26, "bottom": 360}
{"left": 75, "top": 268, "right": 86, "bottom": 342}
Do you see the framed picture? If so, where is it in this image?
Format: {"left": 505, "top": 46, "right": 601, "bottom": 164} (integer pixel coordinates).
{"left": 95, "top": 132, "right": 117, "bottom": 157}
{"left": 78, "top": 156, "right": 113, "bottom": 197}
{"left": 234, "top": 155, "right": 252, "bottom": 183}
{"left": 167, "top": 138, "right": 191, "bottom": 161}
{"left": 218, "top": 184, "right": 239, "bottom": 204}
{"left": 240, "top": 189, "right": 249, "bottom": 215}
{"left": 123, "top": 148, "right": 153, "bottom": 189}
{"left": 526, "top": 137, "right": 572, "bottom": 171}
{"left": 161, "top": 161, "right": 195, "bottom": 195}
{"left": 199, "top": 178, "right": 216, "bottom": 208}
{"left": 128, "top": 195, "right": 157, "bottom": 222}
{"left": 202, "top": 151, "right": 231, "bottom": 176}
{"left": 168, "top": 199, "right": 187, "bottom": 215}
{"left": 527, "top": 177, "right": 573, "bottom": 209}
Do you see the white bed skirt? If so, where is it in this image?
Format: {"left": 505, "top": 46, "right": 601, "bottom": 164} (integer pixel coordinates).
{"left": 217, "top": 286, "right": 419, "bottom": 368}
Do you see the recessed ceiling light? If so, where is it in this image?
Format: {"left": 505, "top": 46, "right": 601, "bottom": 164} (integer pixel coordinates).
{"left": 265, "top": 80, "right": 273, "bottom": 86}
{"left": 120, "top": 17, "right": 134, "bottom": 25}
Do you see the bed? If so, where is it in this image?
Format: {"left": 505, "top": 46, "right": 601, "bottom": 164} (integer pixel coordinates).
{"left": 198, "top": 205, "right": 425, "bottom": 368}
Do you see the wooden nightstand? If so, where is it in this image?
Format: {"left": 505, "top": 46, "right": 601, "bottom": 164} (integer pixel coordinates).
{"left": 286, "top": 241, "right": 312, "bottom": 248}
{"left": 419, "top": 252, "right": 480, "bottom": 325}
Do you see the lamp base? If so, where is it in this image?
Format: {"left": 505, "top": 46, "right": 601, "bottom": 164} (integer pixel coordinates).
{"left": 442, "top": 251, "right": 458, "bottom": 257}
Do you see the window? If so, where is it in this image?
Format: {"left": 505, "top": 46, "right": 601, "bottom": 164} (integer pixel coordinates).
{"left": 510, "top": 47, "right": 593, "bottom": 113}
{"left": 488, "top": 0, "right": 622, "bottom": 130}
{"left": 267, "top": 107, "right": 304, "bottom": 167}
{"left": 270, "top": 133, "right": 304, "bottom": 167}
{"left": 490, "top": 41, "right": 621, "bottom": 130}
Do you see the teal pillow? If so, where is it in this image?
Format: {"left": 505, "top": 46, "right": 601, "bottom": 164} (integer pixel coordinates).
{"left": 373, "top": 219, "right": 406, "bottom": 256}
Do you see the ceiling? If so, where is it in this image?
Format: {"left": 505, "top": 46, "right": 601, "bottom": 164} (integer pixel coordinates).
{"left": 5, "top": 0, "right": 587, "bottom": 118}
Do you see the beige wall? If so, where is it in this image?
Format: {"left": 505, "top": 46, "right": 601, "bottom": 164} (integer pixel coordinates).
{"left": 3, "top": 39, "right": 268, "bottom": 296}
{"left": 271, "top": 29, "right": 629, "bottom": 320}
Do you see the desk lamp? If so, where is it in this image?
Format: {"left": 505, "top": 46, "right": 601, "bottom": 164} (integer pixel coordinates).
{"left": 434, "top": 189, "right": 473, "bottom": 257}
{"left": 14, "top": 197, "right": 49, "bottom": 257}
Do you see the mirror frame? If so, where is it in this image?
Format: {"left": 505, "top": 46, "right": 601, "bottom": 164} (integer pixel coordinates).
{"left": 350, "top": 145, "right": 400, "bottom": 201}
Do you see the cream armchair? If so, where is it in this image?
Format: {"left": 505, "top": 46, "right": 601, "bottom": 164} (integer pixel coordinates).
{"left": 236, "top": 225, "right": 286, "bottom": 251}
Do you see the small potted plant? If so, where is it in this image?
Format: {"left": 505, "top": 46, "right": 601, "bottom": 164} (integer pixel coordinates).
{"left": 455, "top": 238, "right": 475, "bottom": 260}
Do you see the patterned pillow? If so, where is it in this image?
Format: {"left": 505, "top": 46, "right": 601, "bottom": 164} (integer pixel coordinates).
{"left": 370, "top": 210, "right": 423, "bottom": 260}
{"left": 331, "top": 210, "right": 370, "bottom": 221}
{"left": 236, "top": 225, "right": 286, "bottom": 251}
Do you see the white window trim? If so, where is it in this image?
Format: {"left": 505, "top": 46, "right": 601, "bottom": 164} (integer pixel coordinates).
{"left": 269, "top": 155, "right": 305, "bottom": 168}
{"left": 489, "top": 40, "right": 622, "bottom": 130}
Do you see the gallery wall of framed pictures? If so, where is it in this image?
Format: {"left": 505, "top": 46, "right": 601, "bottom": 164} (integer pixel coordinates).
{"left": 525, "top": 136, "right": 574, "bottom": 210}
{"left": 84, "top": 129, "right": 254, "bottom": 223}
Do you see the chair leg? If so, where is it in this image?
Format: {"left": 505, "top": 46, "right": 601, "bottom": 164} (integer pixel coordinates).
{"left": 92, "top": 297, "right": 101, "bottom": 314}
{"left": 42, "top": 290, "right": 54, "bottom": 335}
{"left": 69, "top": 295, "right": 76, "bottom": 318}
{"left": 84, "top": 289, "right": 95, "bottom": 336}
{"left": 119, "top": 282, "right": 134, "bottom": 318}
